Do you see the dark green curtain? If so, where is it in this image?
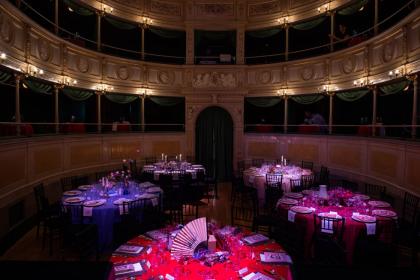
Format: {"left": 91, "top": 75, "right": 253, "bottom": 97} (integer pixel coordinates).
{"left": 196, "top": 106, "right": 233, "bottom": 181}
{"left": 246, "top": 97, "right": 282, "bottom": 107}
{"left": 247, "top": 28, "right": 281, "bottom": 38}
{"left": 104, "top": 93, "right": 138, "bottom": 104}
{"left": 63, "top": 87, "right": 93, "bottom": 101}
{"left": 63, "top": 0, "right": 94, "bottom": 16}
{"left": 338, "top": 0, "right": 369, "bottom": 16}
{"left": 291, "top": 94, "right": 324, "bottom": 104}
{"left": 23, "top": 80, "right": 52, "bottom": 95}
{"left": 104, "top": 16, "right": 137, "bottom": 30}
{"left": 0, "top": 71, "right": 11, "bottom": 83}
{"left": 149, "top": 96, "right": 183, "bottom": 106}
{"left": 336, "top": 89, "right": 370, "bottom": 102}
{"left": 292, "top": 17, "right": 326, "bottom": 31}
{"left": 379, "top": 80, "right": 411, "bottom": 96}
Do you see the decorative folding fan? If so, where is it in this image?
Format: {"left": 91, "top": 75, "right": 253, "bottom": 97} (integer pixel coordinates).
{"left": 170, "top": 217, "right": 208, "bottom": 258}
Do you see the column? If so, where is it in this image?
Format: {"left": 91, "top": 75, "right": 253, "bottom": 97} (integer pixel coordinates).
{"left": 412, "top": 75, "right": 418, "bottom": 138}
{"left": 53, "top": 85, "right": 61, "bottom": 133}
{"left": 96, "top": 92, "right": 102, "bottom": 132}
{"left": 14, "top": 74, "right": 21, "bottom": 136}
{"left": 96, "top": 12, "right": 102, "bottom": 51}
{"left": 372, "top": 86, "right": 378, "bottom": 136}
{"left": 329, "top": 93, "right": 334, "bottom": 134}
{"left": 330, "top": 11, "right": 335, "bottom": 52}
{"left": 374, "top": 0, "right": 379, "bottom": 36}
{"left": 141, "top": 95, "right": 145, "bottom": 132}
{"left": 285, "top": 26, "right": 289, "bottom": 61}
{"left": 141, "top": 26, "right": 145, "bottom": 60}
{"left": 283, "top": 95, "right": 288, "bottom": 133}
{"left": 54, "top": 0, "right": 59, "bottom": 35}
{"left": 236, "top": 26, "right": 245, "bottom": 64}
{"left": 186, "top": 26, "right": 194, "bottom": 65}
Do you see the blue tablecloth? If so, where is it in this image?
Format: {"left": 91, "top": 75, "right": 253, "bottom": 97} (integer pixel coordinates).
{"left": 62, "top": 182, "right": 162, "bottom": 251}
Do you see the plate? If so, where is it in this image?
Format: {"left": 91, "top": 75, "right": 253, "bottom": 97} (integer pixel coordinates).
{"left": 113, "top": 198, "right": 132, "bottom": 205}
{"left": 64, "top": 196, "right": 85, "bottom": 204}
{"left": 290, "top": 206, "right": 313, "bottom": 214}
{"left": 352, "top": 214, "right": 376, "bottom": 223}
{"left": 78, "top": 185, "right": 92, "bottom": 191}
{"left": 368, "top": 200, "right": 391, "bottom": 208}
{"left": 146, "top": 187, "right": 161, "bottom": 193}
{"left": 83, "top": 199, "right": 106, "bottom": 207}
{"left": 354, "top": 194, "right": 370, "bottom": 201}
{"left": 284, "top": 192, "right": 303, "bottom": 199}
{"left": 135, "top": 193, "right": 158, "bottom": 199}
{"left": 63, "top": 190, "right": 82, "bottom": 196}
{"left": 372, "top": 209, "right": 397, "bottom": 218}
{"left": 318, "top": 212, "right": 342, "bottom": 219}
{"left": 277, "top": 198, "right": 298, "bottom": 205}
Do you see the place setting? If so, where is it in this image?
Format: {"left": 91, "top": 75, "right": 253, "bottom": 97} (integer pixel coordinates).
{"left": 63, "top": 190, "right": 82, "bottom": 196}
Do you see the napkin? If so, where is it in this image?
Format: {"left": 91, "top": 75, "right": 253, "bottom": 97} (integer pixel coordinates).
{"left": 83, "top": 206, "right": 93, "bottom": 217}
{"left": 366, "top": 222, "right": 376, "bottom": 235}
{"left": 288, "top": 210, "right": 296, "bottom": 222}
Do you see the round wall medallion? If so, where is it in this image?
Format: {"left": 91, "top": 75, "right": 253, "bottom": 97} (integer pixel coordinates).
{"left": 340, "top": 56, "right": 356, "bottom": 74}
{"left": 257, "top": 70, "right": 272, "bottom": 84}
{"left": 0, "top": 13, "right": 15, "bottom": 44}
{"left": 158, "top": 70, "right": 174, "bottom": 84}
{"left": 76, "top": 56, "right": 90, "bottom": 73}
{"left": 38, "top": 38, "right": 51, "bottom": 62}
{"left": 117, "top": 66, "right": 130, "bottom": 80}
{"left": 300, "top": 66, "right": 315, "bottom": 81}
{"left": 382, "top": 41, "right": 395, "bottom": 63}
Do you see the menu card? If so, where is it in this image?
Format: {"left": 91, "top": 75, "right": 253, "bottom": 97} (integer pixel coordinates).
{"left": 114, "top": 262, "right": 143, "bottom": 276}
{"left": 242, "top": 234, "right": 269, "bottom": 245}
{"left": 115, "top": 244, "right": 144, "bottom": 255}
{"left": 260, "top": 251, "right": 293, "bottom": 264}
{"left": 145, "top": 230, "right": 168, "bottom": 241}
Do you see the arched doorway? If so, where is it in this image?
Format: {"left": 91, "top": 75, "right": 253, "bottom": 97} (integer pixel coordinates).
{"left": 195, "top": 106, "right": 233, "bottom": 181}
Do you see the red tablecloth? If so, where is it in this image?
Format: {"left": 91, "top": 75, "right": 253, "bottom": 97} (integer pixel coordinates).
{"left": 62, "top": 123, "right": 86, "bottom": 133}
{"left": 0, "top": 123, "right": 33, "bottom": 136}
{"left": 255, "top": 125, "right": 273, "bottom": 133}
{"left": 110, "top": 228, "right": 293, "bottom": 280}
{"left": 278, "top": 192, "right": 396, "bottom": 265}
{"left": 117, "top": 124, "right": 130, "bottom": 132}
{"left": 298, "top": 125, "right": 320, "bottom": 133}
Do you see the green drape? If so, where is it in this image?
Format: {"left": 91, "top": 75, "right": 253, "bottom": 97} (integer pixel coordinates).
{"left": 247, "top": 28, "right": 281, "bottom": 38}
{"left": 291, "top": 94, "right": 324, "bottom": 104}
{"left": 150, "top": 28, "right": 183, "bottom": 39}
{"left": 246, "top": 97, "right": 282, "bottom": 107}
{"left": 336, "top": 89, "right": 370, "bottom": 102}
{"left": 149, "top": 96, "right": 183, "bottom": 106}
{"left": 104, "top": 16, "right": 137, "bottom": 30}
{"left": 292, "top": 17, "right": 326, "bottom": 31}
{"left": 0, "top": 71, "right": 11, "bottom": 83}
{"left": 379, "top": 80, "right": 411, "bottom": 96}
{"left": 23, "top": 80, "right": 52, "bottom": 95}
{"left": 338, "top": 0, "right": 369, "bottom": 16}
{"left": 63, "top": 0, "right": 94, "bottom": 16}
{"left": 105, "top": 94, "right": 138, "bottom": 104}
{"left": 196, "top": 106, "right": 233, "bottom": 181}
{"left": 63, "top": 87, "right": 93, "bottom": 101}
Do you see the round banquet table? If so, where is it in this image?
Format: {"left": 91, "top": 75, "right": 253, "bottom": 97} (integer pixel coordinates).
{"left": 243, "top": 165, "right": 312, "bottom": 203}
{"left": 62, "top": 182, "right": 162, "bottom": 251}
{"left": 143, "top": 162, "right": 206, "bottom": 181}
{"left": 276, "top": 188, "right": 397, "bottom": 264}
{"left": 109, "top": 227, "right": 293, "bottom": 280}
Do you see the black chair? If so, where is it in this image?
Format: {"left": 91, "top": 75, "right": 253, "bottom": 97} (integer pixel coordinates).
{"left": 95, "top": 171, "right": 108, "bottom": 182}
{"left": 290, "top": 178, "right": 302, "bottom": 192}
{"left": 301, "top": 174, "right": 315, "bottom": 190}
{"left": 204, "top": 175, "right": 218, "bottom": 202}
{"left": 312, "top": 214, "right": 346, "bottom": 265}
{"left": 71, "top": 175, "right": 89, "bottom": 189}
{"left": 317, "top": 166, "right": 329, "bottom": 185}
{"left": 301, "top": 161, "right": 314, "bottom": 171}
{"left": 61, "top": 203, "right": 98, "bottom": 260}
{"left": 114, "top": 199, "right": 145, "bottom": 245}
{"left": 231, "top": 189, "right": 258, "bottom": 230}
{"left": 341, "top": 179, "right": 358, "bottom": 192}
{"left": 145, "top": 156, "right": 156, "bottom": 164}
{"left": 252, "top": 158, "right": 264, "bottom": 168}
{"left": 186, "top": 155, "right": 195, "bottom": 163}
{"left": 364, "top": 183, "right": 386, "bottom": 199}
{"left": 60, "top": 177, "right": 74, "bottom": 192}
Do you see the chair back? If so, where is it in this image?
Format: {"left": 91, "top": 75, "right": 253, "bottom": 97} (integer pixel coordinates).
{"left": 231, "top": 191, "right": 258, "bottom": 229}
{"left": 365, "top": 183, "right": 386, "bottom": 200}
{"left": 318, "top": 166, "right": 330, "bottom": 185}
{"left": 342, "top": 179, "right": 358, "bottom": 192}
{"left": 61, "top": 203, "right": 91, "bottom": 225}
{"left": 252, "top": 158, "right": 264, "bottom": 168}
{"left": 121, "top": 199, "right": 145, "bottom": 223}
{"left": 402, "top": 192, "right": 420, "bottom": 226}
{"left": 314, "top": 214, "right": 345, "bottom": 241}
{"left": 290, "top": 178, "right": 302, "bottom": 192}
{"left": 301, "top": 174, "right": 315, "bottom": 190}
{"left": 60, "top": 177, "right": 74, "bottom": 192}
{"left": 145, "top": 156, "right": 156, "bottom": 164}
{"left": 301, "top": 161, "right": 314, "bottom": 171}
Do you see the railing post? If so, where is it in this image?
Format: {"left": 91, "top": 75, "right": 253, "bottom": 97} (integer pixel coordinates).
{"left": 141, "top": 25, "right": 145, "bottom": 60}
{"left": 141, "top": 95, "right": 145, "bottom": 132}
{"left": 285, "top": 25, "right": 289, "bottom": 61}
{"left": 410, "top": 74, "right": 418, "bottom": 138}
{"left": 371, "top": 85, "right": 378, "bottom": 136}
{"left": 328, "top": 92, "right": 335, "bottom": 134}
{"left": 54, "top": 85, "right": 63, "bottom": 133}
{"left": 14, "top": 74, "right": 22, "bottom": 136}
{"left": 96, "top": 91, "right": 102, "bottom": 133}
{"left": 186, "top": 25, "right": 194, "bottom": 65}
{"left": 283, "top": 95, "right": 288, "bottom": 133}
{"left": 96, "top": 11, "right": 103, "bottom": 51}
{"left": 374, "top": 0, "right": 379, "bottom": 36}
{"left": 330, "top": 11, "right": 335, "bottom": 52}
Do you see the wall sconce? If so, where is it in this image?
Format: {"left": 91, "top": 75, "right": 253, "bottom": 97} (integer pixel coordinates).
{"left": 388, "top": 68, "right": 404, "bottom": 78}
{"left": 101, "top": 4, "right": 113, "bottom": 14}
{"left": 0, "top": 52, "right": 6, "bottom": 61}
{"left": 25, "top": 65, "right": 44, "bottom": 77}
{"left": 60, "top": 76, "right": 77, "bottom": 86}
{"left": 136, "top": 88, "right": 147, "bottom": 97}
{"left": 277, "top": 16, "right": 288, "bottom": 27}
{"left": 320, "top": 84, "right": 329, "bottom": 93}
{"left": 140, "top": 17, "right": 152, "bottom": 29}
{"left": 277, "top": 88, "right": 288, "bottom": 98}
{"left": 94, "top": 83, "right": 113, "bottom": 93}
{"left": 317, "top": 3, "right": 330, "bottom": 14}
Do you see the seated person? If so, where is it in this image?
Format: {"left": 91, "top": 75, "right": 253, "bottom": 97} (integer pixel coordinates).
{"left": 304, "top": 111, "right": 327, "bottom": 133}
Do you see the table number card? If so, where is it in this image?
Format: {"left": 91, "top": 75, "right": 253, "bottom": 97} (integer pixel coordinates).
{"left": 242, "top": 234, "right": 269, "bottom": 245}
{"left": 260, "top": 251, "right": 293, "bottom": 264}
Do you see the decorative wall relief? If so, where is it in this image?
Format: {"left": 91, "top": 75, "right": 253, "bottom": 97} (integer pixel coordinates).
{"left": 195, "top": 3, "right": 234, "bottom": 17}
{"left": 117, "top": 66, "right": 130, "bottom": 80}
{"left": 300, "top": 66, "right": 315, "bottom": 81}
{"left": 150, "top": 0, "right": 182, "bottom": 17}
{"left": 256, "top": 70, "right": 273, "bottom": 84}
{"left": 76, "top": 56, "right": 90, "bottom": 73}
{"left": 340, "top": 55, "right": 356, "bottom": 74}
{"left": 248, "top": 0, "right": 282, "bottom": 17}
{"left": 158, "top": 70, "right": 174, "bottom": 85}
{"left": 192, "top": 72, "right": 236, "bottom": 88}
{"left": 37, "top": 38, "right": 51, "bottom": 62}
{"left": 382, "top": 41, "right": 396, "bottom": 62}
{"left": 0, "top": 12, "right": 15, "bottom": 44}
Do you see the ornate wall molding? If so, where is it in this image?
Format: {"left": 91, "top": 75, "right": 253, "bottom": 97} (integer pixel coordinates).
{"left": 192, "top": 71, "right": 237, "bottom": 88}
{"left": 150, "top": 0, "right": 182, "bottom": 17}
